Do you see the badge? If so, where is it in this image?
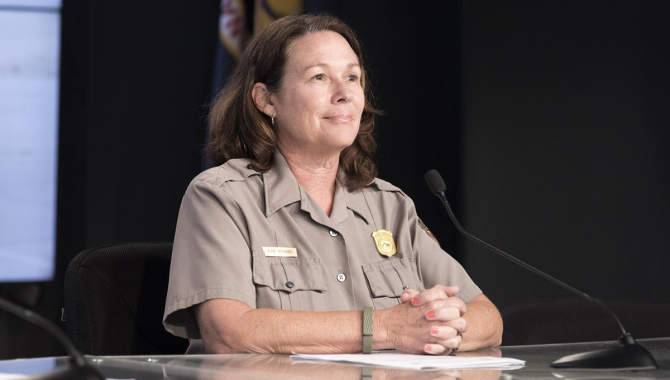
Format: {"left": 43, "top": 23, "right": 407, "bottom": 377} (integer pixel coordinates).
{"left": 262, "top": 247, "right": 298, "bottom": 257}
{"left": 371, "top": 230, "right": 397, "bottom": 257}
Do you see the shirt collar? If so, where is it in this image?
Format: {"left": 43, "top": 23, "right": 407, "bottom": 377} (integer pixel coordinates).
{"left": 262, "top": 149, "right": 372, "bottom": 226}
{"left": 262, "top": 149, "right": 302, "bottom": 216}
{"left": 342, "top": 178, "right": 372, "bottom": 226}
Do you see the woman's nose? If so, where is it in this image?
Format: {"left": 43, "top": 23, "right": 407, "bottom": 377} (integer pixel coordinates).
{"left": 332, "top": 81, "right": 354, "bottom": 104}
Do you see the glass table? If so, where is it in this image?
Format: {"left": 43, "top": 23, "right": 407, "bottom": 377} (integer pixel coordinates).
{"left": 1, "top": 337, "right": 668, "bottom": 379}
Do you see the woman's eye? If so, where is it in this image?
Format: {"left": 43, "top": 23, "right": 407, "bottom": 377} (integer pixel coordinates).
{"left": 347, "top": 74, "right": 359, "bottom": 82}
{"left": 313, "top": 74, "right": 325, "bottom": 80}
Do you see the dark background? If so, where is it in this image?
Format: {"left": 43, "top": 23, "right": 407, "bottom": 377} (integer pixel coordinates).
{"left": 1, "top": 0, "right": 668, "bottom": 359}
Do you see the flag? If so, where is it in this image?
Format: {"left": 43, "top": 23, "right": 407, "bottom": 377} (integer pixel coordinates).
{"left": 253, "top": 0, "right": 302, "bottom": 34}
{"left": 212, "top": 0, "right": 303, "bottom": 96}
{"left": 211, "top": 0, "right": 248, "bottom": 96}
{"left": 206, "top": 0, "right": 302, "bottom": 168}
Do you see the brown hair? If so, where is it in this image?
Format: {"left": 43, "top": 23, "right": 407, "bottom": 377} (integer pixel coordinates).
{"left": 206, "top": 14, "right": 382, "bottom": 192}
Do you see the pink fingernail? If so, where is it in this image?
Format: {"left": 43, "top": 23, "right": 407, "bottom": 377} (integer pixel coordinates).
{"left": 427, "top": 310, "right": 435, "bottom": 319}
{"left": 431, "top": 327, "right": 439, "bottom": 335}
{"left": 425, "top": 345, "right": 431, "bottom": 352}
{"left": 411, "top": 298, "right": 418, "bottom": 306}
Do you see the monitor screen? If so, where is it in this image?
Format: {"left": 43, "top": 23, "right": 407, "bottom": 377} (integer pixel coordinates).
{"left": 0, "top": 1, "right": 61, "bottom": 282}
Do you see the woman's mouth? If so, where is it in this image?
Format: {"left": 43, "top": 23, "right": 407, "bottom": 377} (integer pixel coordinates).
{"left": 323, "top": 114, "right": 353, "bottom": 122}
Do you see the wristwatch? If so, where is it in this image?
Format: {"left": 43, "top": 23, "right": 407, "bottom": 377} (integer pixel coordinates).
{"left": 363, "top": 307, "right": 373, "bottom": 354}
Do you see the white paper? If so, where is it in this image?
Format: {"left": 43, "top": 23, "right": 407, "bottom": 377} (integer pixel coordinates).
{"left": 291, "top": 352, "right": 525, "bottom": 370}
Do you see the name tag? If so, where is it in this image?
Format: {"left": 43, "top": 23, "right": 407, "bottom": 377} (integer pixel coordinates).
{"left": 262, "top": 246, "right": 298, "bottom": 257}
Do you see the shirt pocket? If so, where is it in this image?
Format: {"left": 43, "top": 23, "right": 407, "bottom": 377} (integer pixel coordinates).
{"left": 362, "top": 257, "right": 425, "bottom": 310}
{"left": 252, "top": 253, "right": 328, "bottom": 311}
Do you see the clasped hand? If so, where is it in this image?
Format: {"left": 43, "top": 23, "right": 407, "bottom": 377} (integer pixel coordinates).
{"left": 387, "top": 285, "right": 467, "bottom": 355}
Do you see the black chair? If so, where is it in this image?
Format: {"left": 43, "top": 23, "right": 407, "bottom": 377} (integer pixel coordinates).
{"left": 501, "top": 297, "right": 670, "bottom": 346}
{"left": 64, "top": 242, "right": 189, "bottom": 355}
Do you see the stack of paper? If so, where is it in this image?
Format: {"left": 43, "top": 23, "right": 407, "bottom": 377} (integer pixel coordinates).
{"left": 292, "top": 352, "right": 525, "bottom": 370}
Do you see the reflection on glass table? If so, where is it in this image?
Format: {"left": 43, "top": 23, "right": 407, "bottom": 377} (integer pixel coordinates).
{"left": 0, "top": 338, "right": 667, "bottom": 380}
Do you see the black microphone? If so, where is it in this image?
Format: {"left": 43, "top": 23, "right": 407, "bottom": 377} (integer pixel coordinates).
{"left": 424, "top": 169, "right": 658, "bottom": 370}
{"left": 0, "top": 296, "right": 104, "bottom": 379}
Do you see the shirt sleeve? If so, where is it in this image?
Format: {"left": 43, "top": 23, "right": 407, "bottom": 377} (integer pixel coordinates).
{"left": 408, "top": 200, "right": 482, "bottom": 304}
{"left": 163, "top": 178, "right": 256, "bottom": 339}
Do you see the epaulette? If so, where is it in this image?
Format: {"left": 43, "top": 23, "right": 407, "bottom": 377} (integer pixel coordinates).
{"left": 370, "top": 178, "right": 407, "bottom": 197}
{"left": 194, "top": 158, "right": 259, "bottom": 187}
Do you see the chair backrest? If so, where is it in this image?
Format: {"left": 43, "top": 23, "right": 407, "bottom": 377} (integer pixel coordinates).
{"left": 501, "top": 297, "right": 670, "bottom": 346}
{"left": 64, "top": 242, "right": 188, "bottom": 355}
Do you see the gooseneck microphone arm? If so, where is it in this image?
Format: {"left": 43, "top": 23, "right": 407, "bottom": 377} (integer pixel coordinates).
{"left": 424, "top": 169, "right": 627, "bottom": 335}
{"left": 437, "top": 192, "right": 627, "bottom": 335}
{"left": 0, "top": 295, "right": 104, "bottom": 379}
{"left": 0, "top": 297, "right": 87, "bottom": 366}
{"left": 425, "top": 169, "right": 659, "bottom": 370}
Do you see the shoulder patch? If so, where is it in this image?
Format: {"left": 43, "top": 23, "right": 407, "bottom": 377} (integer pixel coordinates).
{"left": 418, "top": 218, "right": 440, "bottom": 247}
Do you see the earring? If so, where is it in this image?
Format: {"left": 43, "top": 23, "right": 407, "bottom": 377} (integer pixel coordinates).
{"left": 271, "top": 115, "right": 275, "bottom": 126}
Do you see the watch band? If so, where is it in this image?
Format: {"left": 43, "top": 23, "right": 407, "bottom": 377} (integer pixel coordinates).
{"left": 363, "top": 307, "right": 373, "bottom": 354}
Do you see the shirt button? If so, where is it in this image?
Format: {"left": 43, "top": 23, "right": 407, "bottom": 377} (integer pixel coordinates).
{"left": 286, "top": 281, "right": 294, "bottom": 289}
{"left": 337, "top": 273, "right": 346, "bottom": 282}
{"left": 402, "top": 285, "right": 410, "bottom": 290}
{"left": 329, "top": 230, "right": 338, "bottom": 237}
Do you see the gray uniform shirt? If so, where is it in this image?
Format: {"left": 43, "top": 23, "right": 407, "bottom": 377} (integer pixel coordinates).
{"left": 163, "top": 150, "right": 481, "bottom": 351}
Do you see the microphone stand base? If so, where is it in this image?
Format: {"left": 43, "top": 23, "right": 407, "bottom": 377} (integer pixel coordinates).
{"left": 551, "top": 341, "right": 658, "bottom": 370}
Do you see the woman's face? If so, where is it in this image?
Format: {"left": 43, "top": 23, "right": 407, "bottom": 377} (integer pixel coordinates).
{"left": 272, "top": 31, "right": 365, "bottom": 157}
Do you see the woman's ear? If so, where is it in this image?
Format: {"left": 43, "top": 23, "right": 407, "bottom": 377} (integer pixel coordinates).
{"left": 251, "top": 83, "right": 275, "bottom": 118}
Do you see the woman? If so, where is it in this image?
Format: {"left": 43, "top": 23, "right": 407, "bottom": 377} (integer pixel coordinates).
{"left": 163, "top": 14, "right": 503, "bottom": 356}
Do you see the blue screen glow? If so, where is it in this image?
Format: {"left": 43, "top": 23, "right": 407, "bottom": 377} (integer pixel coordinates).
{"left": 0, "top": 3, "right": 61, "bottom": 282}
